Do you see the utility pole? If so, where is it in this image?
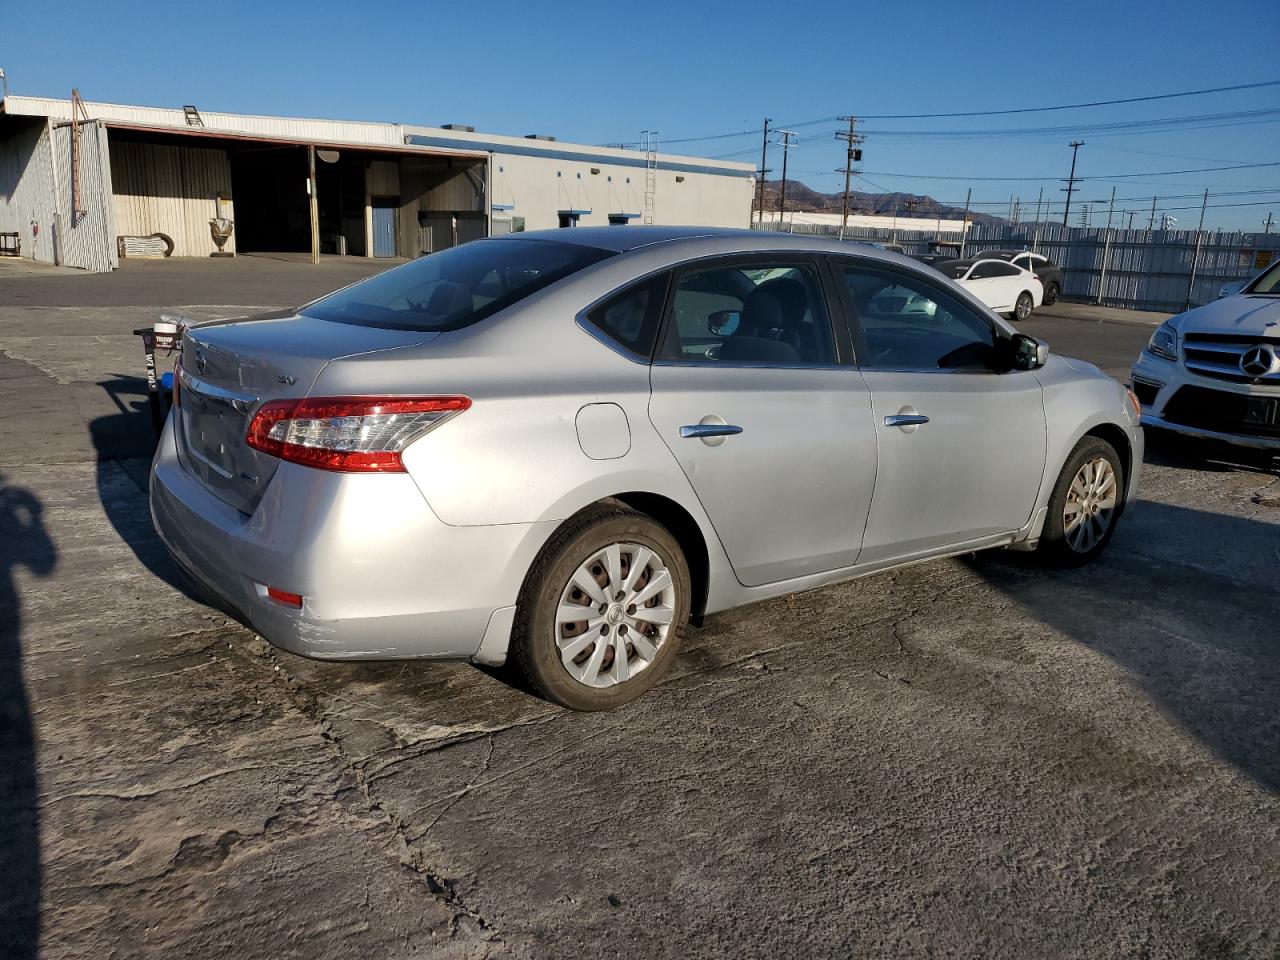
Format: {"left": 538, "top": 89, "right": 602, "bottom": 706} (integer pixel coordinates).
{"left": 1034, "top": 186, "right": 1044, "bottom": 225}
{"left": 1148, "top": 196, "right": 1158, "bottom": 232}
{"left": 1196, "top": 188, "right": 1209, "bottom": 232}
{"left": 959, "top": 187, "right": 971, "bottom": 257}
{"left": 755, "top": 118, "right": 771, "bottom": 226}
{"left": 1266, "top": 212, "right": 1275, "bottom": 234}
{"left": 1126, "top": 210, "right": 1136, "bottom": 230}
{"left": 1061, "top": 140, "right": 1085, "bottom": 226}
{"left": 1105, "top": 185, "right": 1116, "bottom": 230}
{"left": 776, "top": 130, "right": 797, "bottom": 226}
{"left": 834, "top": 116, "right": 864, "bottom": 240}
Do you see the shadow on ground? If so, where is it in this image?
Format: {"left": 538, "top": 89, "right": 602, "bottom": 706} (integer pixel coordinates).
{"left": 968, "top": 498, "right": 1280, "bottom": 794}
{"left": 90, "top": 375, "right": 199, "bottom": 599}
{"left": 0, "top": 474, "right": 57, "bottom": 959}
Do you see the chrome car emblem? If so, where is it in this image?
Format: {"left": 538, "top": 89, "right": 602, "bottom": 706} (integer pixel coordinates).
{"left": 277, "top": 374, "right": 297, "bottom": 385}
{"left": 1240, "top": 344, "right": 1277, "bottom": 378}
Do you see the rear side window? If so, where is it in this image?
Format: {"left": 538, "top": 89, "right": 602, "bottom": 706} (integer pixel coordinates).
{"left": 583, "top": 272, "right": 669, "bottom": 358}
{"left": 301, "top": 238, "right": 614, "bottom": 331}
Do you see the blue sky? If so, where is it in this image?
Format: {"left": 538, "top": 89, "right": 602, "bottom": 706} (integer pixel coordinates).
{"left": 6, "top": 0, "right": 1279, "bottom": 229}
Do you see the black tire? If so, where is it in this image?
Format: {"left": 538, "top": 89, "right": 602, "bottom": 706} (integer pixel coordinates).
{"left": 1036, "top": 436, "right": 1125, "bottom": 567}
{"left": 1044, "top": 281, "right": 1060, "bottom": 305}
{"left": 510, "top": 506, "right": 691, "bottom": 711}
{"left": 1013, "top": 291, "right": 1034, "bottom": 321}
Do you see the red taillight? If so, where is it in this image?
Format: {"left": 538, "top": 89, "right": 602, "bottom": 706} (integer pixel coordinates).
{"left": 245, "top": 396, "right": 470, "bottom": 473}
{"left": 266, "top": 586, "right": 303, "bottom": 608}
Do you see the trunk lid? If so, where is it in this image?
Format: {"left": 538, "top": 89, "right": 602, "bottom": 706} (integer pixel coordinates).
{"left": 176, "top": 314, "right": 438, "bottom": 513}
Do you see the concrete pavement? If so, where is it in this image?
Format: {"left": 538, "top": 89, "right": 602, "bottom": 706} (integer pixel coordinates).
{"left": 0, "top": 265, "right": 1276, "bottom": 959}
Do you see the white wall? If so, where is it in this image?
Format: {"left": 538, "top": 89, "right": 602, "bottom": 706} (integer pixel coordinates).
{"left": 0, "top": 119, "right": 59, "bottom": 264}
{"left": 490, "top": 151, "right": 754, "bottom": 231}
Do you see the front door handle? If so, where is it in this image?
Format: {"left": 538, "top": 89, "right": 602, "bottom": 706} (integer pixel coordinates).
{"left": 679, "top": 424, "right": 743, "bottom": 439}
{"left": 884, "top": 414, "right": 929, "bottom": 428}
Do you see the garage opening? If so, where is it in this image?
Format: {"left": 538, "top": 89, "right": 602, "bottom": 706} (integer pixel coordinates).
{"left": 228, "top": 145, "right": 310, "bottom": 253}
{"left": 105, "top": 126, "right": 488, "bottom": 260}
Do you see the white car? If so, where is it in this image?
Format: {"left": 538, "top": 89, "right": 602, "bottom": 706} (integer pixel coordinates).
{"left": 938, "top": 258, "right": 1043, "bottom": 321}
{"left": 1132, "top": 257, "right": 1280, "bottom": 450}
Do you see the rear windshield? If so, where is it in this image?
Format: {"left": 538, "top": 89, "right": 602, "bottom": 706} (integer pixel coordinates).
{"left": 939, "top": 262, "right": 971, "bottom": 279}
{"left": 301, "top": 238, "right": 614, "bottom": 331}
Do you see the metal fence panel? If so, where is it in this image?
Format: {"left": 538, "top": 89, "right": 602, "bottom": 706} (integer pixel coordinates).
{"left": 753, "top": 220, "right": 1279, "bottom": 313}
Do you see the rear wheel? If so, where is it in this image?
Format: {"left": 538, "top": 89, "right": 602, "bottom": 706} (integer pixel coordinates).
{"left": 511, "top": 507, "right": 691, "bottom": 710}
{"left": 1013, "top": 291, "right": 1034, "bottom": 321}
{"left": 1044, "top": 281, "right": 1060, "bottom": 305}
{"left": 1037, "top": 436, "right": 1124, "bottom": 567}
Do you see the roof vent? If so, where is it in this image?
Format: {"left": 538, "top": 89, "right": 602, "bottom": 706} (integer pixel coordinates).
{"left": 441, "top": 123, "right": 475, "bottom": 132}
{"left": 524, "top": 134, "right": 556, "bottom": 141}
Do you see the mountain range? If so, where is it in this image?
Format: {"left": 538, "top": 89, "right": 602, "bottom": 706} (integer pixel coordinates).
{"left": 757, "top": 180, "right": 1006, "bottom": 225}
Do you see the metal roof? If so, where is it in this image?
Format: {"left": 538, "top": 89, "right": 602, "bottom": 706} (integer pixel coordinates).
{"left": 0, "top": 95, "right": 749, "bottom": 173}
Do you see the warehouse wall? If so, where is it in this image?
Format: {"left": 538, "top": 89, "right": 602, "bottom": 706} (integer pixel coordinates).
{"left": 110, "top": 139, "right": 235, "bottom": 256}
{"left": 489, "top": 151, "right": 755, "bottom": 232}
{"left": 49, "top": 121, "right": 118, "bottom": 271}
{"left": 0, "top": 118, "right": 60, "bottom": 264}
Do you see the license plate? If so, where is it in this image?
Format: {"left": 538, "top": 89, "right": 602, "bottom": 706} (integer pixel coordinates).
{"left": 1244, "top": 397, "right": 1278, "bottom": 426}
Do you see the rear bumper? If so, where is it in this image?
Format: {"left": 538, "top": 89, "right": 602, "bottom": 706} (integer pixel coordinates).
{"left": 149, "top": 415, "right": 554, "bottom": 661}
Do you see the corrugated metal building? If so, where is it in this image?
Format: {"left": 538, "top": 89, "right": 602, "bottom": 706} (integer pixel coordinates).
{"left": 0, "top": 94, "right": 754, "bottom": 272}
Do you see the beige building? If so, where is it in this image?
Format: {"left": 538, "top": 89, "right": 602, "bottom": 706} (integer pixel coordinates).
{"left": 0, "top": 94, "right": 754, "bottom": 272}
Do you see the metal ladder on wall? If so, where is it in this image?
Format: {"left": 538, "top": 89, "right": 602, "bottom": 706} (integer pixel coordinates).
{"left": 183, "top": 105, "right": 204, "bottom": 127}
{"left": 641, "top": 130, "right": 658, "bottom": 225}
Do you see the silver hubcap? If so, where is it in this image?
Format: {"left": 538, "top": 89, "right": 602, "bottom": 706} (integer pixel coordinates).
{"left": 1017, "top": 296, "right": 1031, "bottom": 319}
{"left": 1063, "top": 456, "right": 1117, "bottom": 553}
{"left": 555, "top": 542, "right": 675, "bottom": 688}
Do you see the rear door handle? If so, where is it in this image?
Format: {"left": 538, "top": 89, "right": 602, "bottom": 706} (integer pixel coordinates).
{"left": 884, "top": 414, "right": 929, "bottom": 427}
{"left": 679, "top": 424, "right": 743, "bottom": 439}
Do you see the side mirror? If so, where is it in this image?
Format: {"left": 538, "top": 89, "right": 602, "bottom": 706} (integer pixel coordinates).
{"left": 1011, "top": 333, "right": 1049, "bottom": 370}
{"left": 708, "top": 310, "right": 741, "bottom": 336}
{"left": 1217, "top": 279, "right": 1247, "bottom": 299}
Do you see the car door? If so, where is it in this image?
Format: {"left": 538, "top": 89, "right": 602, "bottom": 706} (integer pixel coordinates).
{"left": 961, "top": 260, "right": 1003, "bottom": 312}
{"left": 647, "top": 256, "right": 878, "bottom": 587}
{"left": 833, "top": 257, "right": 1048, "bottom": 565}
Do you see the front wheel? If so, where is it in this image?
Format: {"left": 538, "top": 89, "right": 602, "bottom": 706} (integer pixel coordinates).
{"left": 1013, "top": 291, "right": 1034, "bottom": 321}
{"left": 510, "top": 507, "right": 691, "bottom": 711}
{"left": 1036, "top": 436, "right": 1124, "bottom": 567}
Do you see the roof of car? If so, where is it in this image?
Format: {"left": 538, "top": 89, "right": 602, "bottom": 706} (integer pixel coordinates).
{"left": 511, "top": 225, "right": 757, "bottom": 253}
{"left": 502, "top": 225, "right": 919, "bottom": 264}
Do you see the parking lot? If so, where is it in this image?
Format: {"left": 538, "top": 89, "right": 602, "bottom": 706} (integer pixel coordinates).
{"left": 1, "top": 255, "right": 1277, "bottom": 959}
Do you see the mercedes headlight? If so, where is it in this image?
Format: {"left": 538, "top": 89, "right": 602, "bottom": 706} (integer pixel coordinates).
{"left": 1147, "top": 321, "right": 1178, "bottom": 362}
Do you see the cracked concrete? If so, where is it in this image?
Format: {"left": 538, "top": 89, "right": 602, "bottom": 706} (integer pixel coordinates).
{"left": 0, "top": 265, "right": 1278, "bottom": 959}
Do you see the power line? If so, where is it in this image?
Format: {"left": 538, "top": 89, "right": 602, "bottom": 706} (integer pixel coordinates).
{"left": 854, "top": 159, "right": 1280, "bottom": 182}
{"left": 631, "top": 79, "right": 1280, "bottom": 145}
{"left": 853, "top": 107, "right": 1280, "bottom": 141}
{"left": 853, "top": 80, "right": 1280, "bottom": 119}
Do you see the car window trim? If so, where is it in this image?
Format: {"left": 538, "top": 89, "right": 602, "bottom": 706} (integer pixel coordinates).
{"left": 653, "top": 252, "right": 852, "bottom": 369}
{"left": 824, "top": 254, "right": 1011, "bottom": 376}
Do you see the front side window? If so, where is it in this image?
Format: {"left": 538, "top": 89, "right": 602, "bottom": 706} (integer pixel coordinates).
{"left": 301, "top": 238, "right": 613, "bottom": 331}
{"left": 658, "top": 261, "right": 835, "bottom": 365}
{"left": 971, "top": 261, "right": 1020, "bottom": 280}
{"left": 840, "top": 262, "right": 998, "bottom": 372}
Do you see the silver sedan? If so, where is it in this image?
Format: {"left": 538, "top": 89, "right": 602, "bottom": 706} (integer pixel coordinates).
{"left": 151, "top": 227, "right": 1143, "bottom": 710}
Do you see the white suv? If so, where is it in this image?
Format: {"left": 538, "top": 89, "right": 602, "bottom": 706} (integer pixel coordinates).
{"left": 1132, "top": 261, "right": 1280, "bottom": 450}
